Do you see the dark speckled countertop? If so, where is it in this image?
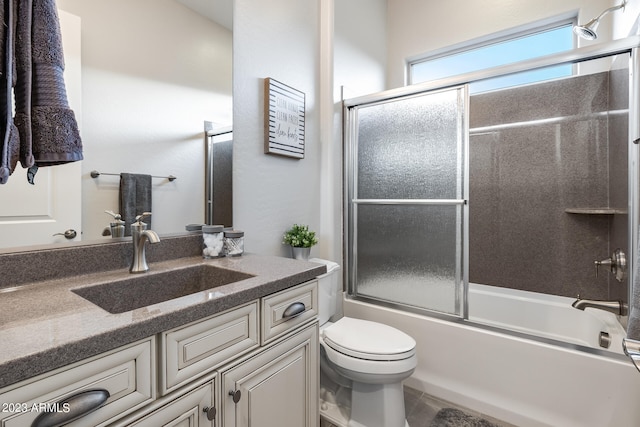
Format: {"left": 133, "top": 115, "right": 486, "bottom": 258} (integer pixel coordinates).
{"left": 0, "top": 251, "right": 326, "bottom": 389}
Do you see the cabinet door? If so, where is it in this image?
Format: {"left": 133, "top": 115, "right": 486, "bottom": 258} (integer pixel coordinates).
{"left": 220, "top": 323, "right": 318, "bottom": 427}
{"left": 124, "top": 380, "right": 215, "bottom": 427}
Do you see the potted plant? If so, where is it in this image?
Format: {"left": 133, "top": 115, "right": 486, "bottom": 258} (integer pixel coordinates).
{"left": 283, "top": 224, "right": 318, "bottom": 260}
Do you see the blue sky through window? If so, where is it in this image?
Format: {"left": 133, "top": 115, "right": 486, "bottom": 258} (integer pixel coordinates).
{"left": 410, "top": 25, "right": 574, "bottom": 93}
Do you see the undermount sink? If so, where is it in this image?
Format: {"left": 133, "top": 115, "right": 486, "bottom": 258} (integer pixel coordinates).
{"left": 72, "top": 264, "right": 255, "bottom": 314}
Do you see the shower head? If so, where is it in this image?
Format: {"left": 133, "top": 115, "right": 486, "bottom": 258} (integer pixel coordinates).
{"left": 573, "top": 19, "right": 600, "bottom": 41}
{"left": 573, "top": 0, "right": 627, "bottom": 41}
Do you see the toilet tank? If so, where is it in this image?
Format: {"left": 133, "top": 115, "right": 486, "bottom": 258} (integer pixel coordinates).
{"left": 309, "top": 258, "right": 341, "bottom": 325}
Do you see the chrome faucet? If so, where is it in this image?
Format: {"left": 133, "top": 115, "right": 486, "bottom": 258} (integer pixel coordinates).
{"left": 130, "top": 212, "right": 160, "bottom": 273}
{"left": 571, "top": 298, "right": 628, "bottom": 316}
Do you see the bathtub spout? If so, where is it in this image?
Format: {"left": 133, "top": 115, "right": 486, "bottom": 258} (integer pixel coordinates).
{"left": 571, "top": 298, "right": 628, "bottom": 316}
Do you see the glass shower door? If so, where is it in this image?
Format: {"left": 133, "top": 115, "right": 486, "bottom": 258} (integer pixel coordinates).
{"left": 345, "top": 86, "right": 469, "bottom": 317}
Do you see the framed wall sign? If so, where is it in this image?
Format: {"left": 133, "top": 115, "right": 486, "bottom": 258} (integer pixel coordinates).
{"left": 264, "top": 78, "right": 305, "bottom": 159}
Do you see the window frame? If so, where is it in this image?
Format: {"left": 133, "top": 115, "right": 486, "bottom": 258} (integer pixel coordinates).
{"left": 406, "top": 15, "right": 577, "bottom": 88}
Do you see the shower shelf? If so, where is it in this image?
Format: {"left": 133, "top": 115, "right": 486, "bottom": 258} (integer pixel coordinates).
{"left": 565, "top": 208, "right": 628, "bottom": 215}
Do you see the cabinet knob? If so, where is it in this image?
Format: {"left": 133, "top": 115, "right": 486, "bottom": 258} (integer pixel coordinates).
{"left": 202, "top": 406, "right": 216, "bottom": 421}
{"left": 228, "top": 389, "right": 241, "bottom": 403}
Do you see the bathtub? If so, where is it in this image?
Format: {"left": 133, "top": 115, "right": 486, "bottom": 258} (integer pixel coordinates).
{"left": 343, "top": 284, "right": 640, "bottom": 427}
{"left": 468, "top": 283, "right": 627, "bottom": 353}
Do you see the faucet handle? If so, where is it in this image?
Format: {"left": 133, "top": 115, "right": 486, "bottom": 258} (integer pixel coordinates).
{"left": 105, "top": 210, "right": 122, "bottom": 220}
{"left": 594, "top": 257, "right": 613, "bottom": 278}
{"left": 594, "top": 249, "right": 626, "bottom": 282}
{"left": 134, "top": 212, "right": 152, "bottom": 224}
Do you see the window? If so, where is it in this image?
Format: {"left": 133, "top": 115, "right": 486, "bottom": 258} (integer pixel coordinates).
{"left": 409, "top": 21, "right": 574, "bottom": 93}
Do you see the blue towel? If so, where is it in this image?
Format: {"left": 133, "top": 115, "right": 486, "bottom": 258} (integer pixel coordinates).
{"left": 119, "top": 173, "right": 152, "bottom": 236}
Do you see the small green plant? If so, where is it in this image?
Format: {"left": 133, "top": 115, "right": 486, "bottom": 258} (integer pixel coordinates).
{"left": 282, "top": 224, "right": 318, "bottom": 248}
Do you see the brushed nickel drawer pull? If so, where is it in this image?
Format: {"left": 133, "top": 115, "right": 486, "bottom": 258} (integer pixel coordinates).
{"left": 282, "top": 302, "right": 306, "bottom": 319}
{"left": 31, "top": 389, "right": 110, "bottom": 427}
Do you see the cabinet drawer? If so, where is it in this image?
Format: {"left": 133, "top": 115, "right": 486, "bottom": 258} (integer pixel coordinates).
{"left": 0, "top": 338, "right": 154, "bottom": 427}
{"left": 160, "top": 301, "right": 259, "bottom": 394}
{"left": 261, "top": 280, "right": 318, "bottom": 345}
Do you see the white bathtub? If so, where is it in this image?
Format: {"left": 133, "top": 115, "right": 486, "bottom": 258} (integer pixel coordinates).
{"left": 343, "top": 284, "right": 640, "bottom": 427}
{"left": 468, "top": 283, "right": 627, "bottom": 353}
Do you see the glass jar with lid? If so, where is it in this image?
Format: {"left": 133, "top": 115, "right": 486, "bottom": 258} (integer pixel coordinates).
{"left": 224, "top": 230, "right": 244, "bottom": 256}
{"left": 202, "top": 225, "right": 224, "bottom": 258}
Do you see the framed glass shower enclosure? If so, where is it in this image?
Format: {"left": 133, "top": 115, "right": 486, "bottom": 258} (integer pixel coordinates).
{"left": 344, "top": 37, "right": 640, "bottom": 329}
{"left": 344, "top": 86, "right": 469, "bottom": 318}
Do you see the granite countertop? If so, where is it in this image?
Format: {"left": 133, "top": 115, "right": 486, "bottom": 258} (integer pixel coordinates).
{"left": 0, "top": 253, "right": 326, "bottom": 389}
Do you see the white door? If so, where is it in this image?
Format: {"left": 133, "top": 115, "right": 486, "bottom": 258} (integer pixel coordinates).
{"left": 0, "top": 10, "right": 82, "bottom": 249}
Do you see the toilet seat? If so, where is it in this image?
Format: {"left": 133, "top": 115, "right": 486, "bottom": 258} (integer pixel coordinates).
{"left": 322, "top": 317, "right": 416, "bottom": 361}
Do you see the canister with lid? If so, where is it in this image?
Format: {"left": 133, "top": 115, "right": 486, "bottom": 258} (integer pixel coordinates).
{"left": 202, "top": 225, "right": 224, "bottom": 258}
{"left": 185, "top": 224, "right": 204, "bottom": 233}
{"left": 224, "top": 230, "right": 244, "bottom": 256}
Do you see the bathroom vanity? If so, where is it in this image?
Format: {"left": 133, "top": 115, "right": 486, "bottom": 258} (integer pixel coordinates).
{"left": 0, "top": 234, "right": 324, "bottom": 426}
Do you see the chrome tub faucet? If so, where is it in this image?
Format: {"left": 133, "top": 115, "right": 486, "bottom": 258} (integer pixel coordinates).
{"left": 130, "top": 212, "right": 160, "bottom": 273}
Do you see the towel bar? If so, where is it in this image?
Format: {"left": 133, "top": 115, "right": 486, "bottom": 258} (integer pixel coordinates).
{"left": 90, "top": 170, "right": 177, "bottom": 182}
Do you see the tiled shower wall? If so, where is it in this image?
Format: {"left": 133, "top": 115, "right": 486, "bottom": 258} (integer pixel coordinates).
{"left": 468, "top": 68, "right": 628, "bottom": 300}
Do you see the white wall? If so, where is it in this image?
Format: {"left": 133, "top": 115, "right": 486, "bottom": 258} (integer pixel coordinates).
{"left": 334, "top": 0, "right": 387, "bottom": 99}
{"left": 614, "top": 0, "right": 640, "bottom": 37}
{"left": 233, "top": 0, "right": 322, "bottom": 257}
{"left": 57, "top": 0, "right": 232, "bottom": 240}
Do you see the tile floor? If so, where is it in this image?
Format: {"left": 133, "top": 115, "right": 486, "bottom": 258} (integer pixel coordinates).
{"left": 321, "top": 386, "right": 516, "bottom": 427}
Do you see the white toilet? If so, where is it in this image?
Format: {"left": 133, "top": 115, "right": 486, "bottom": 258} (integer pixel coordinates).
{"left": 311, "top": 258, "right": 417, "bottom": 427}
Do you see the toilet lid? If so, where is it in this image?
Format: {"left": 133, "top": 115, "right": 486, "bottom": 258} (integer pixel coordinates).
{"left": 322, "top": 317, "right": 416, "bottom": 361}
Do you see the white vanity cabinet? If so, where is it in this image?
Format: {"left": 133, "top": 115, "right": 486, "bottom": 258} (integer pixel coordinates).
{"left": 150, "top": 279, "right": 319, "bottom": 427}
{"left": 0, "top": 279, "right": 319, "bottom": 427}
{"left": 118, "top": 323, "right": 318, "bottom": 427}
